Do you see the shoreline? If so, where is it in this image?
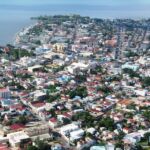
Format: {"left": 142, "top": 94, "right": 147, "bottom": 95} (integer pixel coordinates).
{"left": 2, "top": 14, "right": 150, "bottom": 47}
{"left": 13, "top": 21, "right": 37, "bottom": 47}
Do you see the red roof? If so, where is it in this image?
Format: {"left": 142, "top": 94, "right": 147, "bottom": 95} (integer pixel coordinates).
{"left": 91, "top": 109, "right": 100, "bottom": 113}
{"left": 0, "top": 88, "right": 9, "bottom": 92}
{"left": 123, "top": 127, "right": 129, "bottom": 131}
{"left": 31, "top": 101, "right": 45, "bottom": 108}
{"left": 10, "top": 104, "right": 24, "bottom": 110}
{"left": 17, "top": 107, "right": 26, "bottom": 111}
{"left": 0, "top": 143, "right": 9, "bottom": 150}
{"left": 63, "top": 112, "right": 72, "bottom": 118}
{"left": 19, "top": 92, "right": 28, "bottom": 97}
{"left": 10, "top": 124, "right": 25, "bottom": 131}
{"left": 0, "top": 148, "right": 9, "bottom": 150}
{"left": 49, "top": 118, "right": 57, "bottom": 123}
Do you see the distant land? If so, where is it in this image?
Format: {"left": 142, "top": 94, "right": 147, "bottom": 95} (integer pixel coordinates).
{"left": 1, "top": 1, "right": 150, "bottom": 45}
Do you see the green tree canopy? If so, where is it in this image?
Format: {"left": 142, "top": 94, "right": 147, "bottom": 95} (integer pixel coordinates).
{"left": 142, "top": 77, "right": 150, "bottom": 87}
{"left": 98, "top": 117, "right": 115, "bottom": 131}
{"left": 34, "top": 138, "right": 51, "bottom": 150}
{"left": 73, "top": 112, "right": 94, "bottom": 127}
{"left": 18, "top": 115, "right": 27, "bottom": 125}
{"left": 27, "top": 145, "right": 38, "bottom": 150}
{"left": 69, "top": 86, "right": 88, "bottom": 99}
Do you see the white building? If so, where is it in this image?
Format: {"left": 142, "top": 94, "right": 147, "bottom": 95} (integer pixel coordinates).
{"left": 28, "top": 65, "right": 43, "bottom": 72}
{"left": 70, "top": 129, "right": 84, "bottom": 141}
{"left": 135, "top": 89, "right": 148, "bottom": 96}
{"left": 17, "top": 57, "right": 36, "bottom": 67}
{"left": 66, "top": 62, "right": 90, "bottom": 74}
{"left": 7, "top": 131, "right": 29, "bottom": 147}
{"left": 60, "top": 123, "right": 79, "bottom": 136}
{"left": 122, "top": 63, "right": 139, "bottom": 71}
{"left": 137, "top": 57, "right": 150, "bottom": 65}
{"left": 60, "top": 123, "right": 85, "bottom": 142}
{"left": 124, "top": 132, "right": 142, "bottom": 144}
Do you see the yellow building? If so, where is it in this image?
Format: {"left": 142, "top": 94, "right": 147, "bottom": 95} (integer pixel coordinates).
{"left": 53, "top": 43, "right": 68, "bottom": 53}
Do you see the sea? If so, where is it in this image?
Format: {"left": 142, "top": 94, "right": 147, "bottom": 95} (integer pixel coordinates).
{"left": 0, "top": 2, "right": 150, "bottom": 46}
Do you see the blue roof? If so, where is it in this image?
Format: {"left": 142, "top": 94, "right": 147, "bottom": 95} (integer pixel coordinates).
{"left": 73, "top": 96, "right": 81, "bottom": 100}
{"left": 58, "top": 75, "right": 70, "bottom": 82}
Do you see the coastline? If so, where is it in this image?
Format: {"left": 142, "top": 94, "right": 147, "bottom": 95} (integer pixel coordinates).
{"left": 13, "top": 21, "right": 37, "bottom": 47}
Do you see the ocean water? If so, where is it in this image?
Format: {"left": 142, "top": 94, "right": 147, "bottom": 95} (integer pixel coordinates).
{"left": 0, "top": 2, "right": 150, "bottom": 45}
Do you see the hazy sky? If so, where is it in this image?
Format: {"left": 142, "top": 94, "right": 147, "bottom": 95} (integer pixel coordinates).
{"left": 0, "top": 0, "right": 150, "bottom": 12}
{"left": 0, "top": 0, "right": 150, "bottom": 6}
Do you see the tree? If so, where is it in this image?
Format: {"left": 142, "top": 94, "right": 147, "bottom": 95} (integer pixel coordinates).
{"left": 115, "top": 131, "right": 125, "bottom": 141}
{"left": 75, "top": 74, "right": 87, "bottom": 83}
{"left": 123, "top": 68, "right": 140, "bottom": 78}
{"left": 115, "top": 132, "right": 125, "bottom": 149}
{"left": 115, "top": 141, "right": 124, "bottom": 149}
{"left": 8, "top": 48, "right": 34, "bottom": 60}
{"left": 18, "top": 115, "right": 27, "bottom": 125}
{"left": 27, "top": 145, "right": 38, "bottom": 150}
{"left": 125, "top": 51, "right": 138, "bottom": 57}
{"left": 98, "top": 117, "right": 115, "bottom": 131}
{"left": 131, "top": 144, "right": 143, "bottom": 150}
{"left": 124, "top": 112, "right": 134, "bottom": 118}
{"left": 47, "top": 85, "right": 57, "bottom": 93}
{"left": 35, "top": 40, "right": 41, "bottom": 45}
{"left": 96, "top": 85, "right": 112, "bottom": 95}
{"left": 144, "top": 132, "right": 150, "bottom": 145}
{"left": 73, "top": 112, "right": 94, "bottom": 127}
{"left": 47, "top": 94, "right": 60, "bottom": 103}
{"left": 35, "top": 138, "right": 51, "bottom": 150}
{"left": 127, "top": 104, "right": 136, "bottom": 110}
{"left": 142, "top": 77, "right": 150, "bottom": 87}
{"left": 62, "top": 117, "right": 71, "bottom": 125}
{"left": 90, "top": 65, "right": 103, "bottom": 75}
{"left": 48, "top": 109, "right": 56, "bottom": 117}
{"left": 69, "top": 86, "right": 88, "bottom": 99}
{"left": 143, "top": 111, "right": 150, "bottom": 121}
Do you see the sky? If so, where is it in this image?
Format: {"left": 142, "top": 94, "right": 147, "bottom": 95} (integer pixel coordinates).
{"left": 0, "top": 0, "right": 150, "bottom": 12}
{"left": 0, "top": 0, "right": 150, "bottom": 6}
{"left": 0, "top": 0, "right": 150, "bottom": 13}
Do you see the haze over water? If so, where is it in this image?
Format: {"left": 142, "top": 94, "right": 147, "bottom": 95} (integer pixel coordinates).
{"left": 0, "top": 0, "right": 150, "bottom": 45}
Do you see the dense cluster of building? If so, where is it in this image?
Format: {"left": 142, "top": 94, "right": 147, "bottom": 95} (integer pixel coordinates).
{"left": 0, "top": 15, "right": 149, "bottom": 150}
